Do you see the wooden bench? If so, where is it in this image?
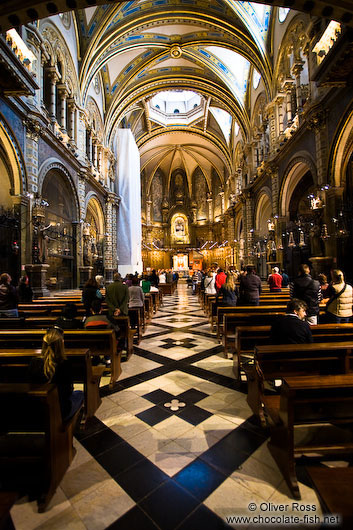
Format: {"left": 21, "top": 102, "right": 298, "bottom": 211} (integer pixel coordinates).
{"left": 158, "top": 281, "right": 177, "bottom": 295}
{"left": 0, "top": 383, "right": 81, "bottom": 512}
{"left": 306, "top": 466, "right": 353, "bottom": 527}
{"left": 213, "top": 304, "right": 287, "bottom": 335}
{"left": 234, "top": 323, "right": 353, "bottom": 380}
{"left": 0, "top": 330, "right": 120, "bottom": 389}
{"left": 247, "top": 341, "right": 353, "bottom": 426}
{"left": 0, "top": 348, "right": 103, "bottom": 428}
{"left": 267, "top": 374, "right": 353, "bottom": 499}
{"left": 222, "top": 312, "right": 285, "bottom": 356}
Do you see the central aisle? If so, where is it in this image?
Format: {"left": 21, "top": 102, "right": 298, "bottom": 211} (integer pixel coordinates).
{"left": 11, "top": 284, "right": 321, "bottom": 530}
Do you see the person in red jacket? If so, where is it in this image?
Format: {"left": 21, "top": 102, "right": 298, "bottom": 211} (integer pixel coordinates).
{"left": 268, "top": 266, "right": 282, "bottom": 292}
{"left": 215, "top": 268, "right": 226, "bottom": 291}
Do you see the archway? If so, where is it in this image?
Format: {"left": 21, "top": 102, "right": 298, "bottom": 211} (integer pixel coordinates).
{"left": 0, "top": 120, "right": 26, "bottom": 283}
{"left": 41, "top": 169, "right": 78, "bottom": 289}
{"left": 84, "top": 196, "right": 106, "bottom": 277}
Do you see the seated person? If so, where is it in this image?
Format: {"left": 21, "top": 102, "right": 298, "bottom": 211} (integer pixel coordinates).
{"left": 84, "top": 299, "right": 116, "bottom": 365}
{"left": 270, "top": 299, "right": 313, "bottom": 344}
{"left": 84, "top": 299, "right": 112, "bottom": 329}
{"left": 56, "top": 303, "right": 83, "bottom": 329}
{"left": 28, "top": 327, "right": 83, "bottom": 422}
{"left": 17, "top": 275, "right": 33, "bottom": 302}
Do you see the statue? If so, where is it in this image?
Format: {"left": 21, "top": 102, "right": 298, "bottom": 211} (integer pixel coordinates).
{"left": 309, "top": 224, "right": 322, "bottom": 256}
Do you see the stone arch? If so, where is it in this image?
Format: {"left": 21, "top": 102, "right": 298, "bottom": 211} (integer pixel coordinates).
{"left": 84, "top": 193, "right": 105, "bottom": 235}
{"left": 273, "top": 13, "right": 310, "bottom": 95}
{"left": 40, "top": 21, "right": 80, "bottom": 103}
{"left": 255, "top": 189, "right": 272, "bottom": 237}
{"left": 86, "top": 96, "right": 104, "bottom": 140}
{"left": 279, "top": 153, "right": 317, "bottom": 217}
{"left": 38, "top": 158, "right": 79, "bottom": 218}
{"left": 0, "top": 116, "right": 27, "bottom": 197}
{"left": 329, "top": 107, "right": 353, "bottom": 188}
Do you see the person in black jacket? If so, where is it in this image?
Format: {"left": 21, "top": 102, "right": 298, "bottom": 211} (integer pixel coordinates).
{"left": 0, "top": 273, "right": 19, "bottom": 317}
{"left": 82, "top": 277, "right": 103, "bottom": 316}
{"left": 56, "top": 303, "right": 83, "bottom": 329}
{"left": 290, "top": 264, "right": 321, "bottom": 325}
{"left": 239, "top": 266, "right": 262, "bottom": 305}
{"left": 270, "top": 299, "right": 313, "bottom": 344}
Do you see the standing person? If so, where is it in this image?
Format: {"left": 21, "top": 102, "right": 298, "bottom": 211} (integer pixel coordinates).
{"left": 290, "top": 264, "right": 321, "bottom": 325}
{"left": 268, "top": 267, "right": 282, "bottom": 292}
{"left": 128, "top": 277, "right": 144, "bottom": 309}
{"left": 324, "top": 269, "right": 353, "bottom": 323}
{"left": 217, "top": 273, "right": 239, "bottom": 306}
{"left": 204, "top": 270, "right": 216, "bottom": 294}
{"left": 215, "top": 268, "right": 226, "bottom": 292}
{"left": 28, "top": 328, "right": 83, "bottom": 421}
{"left": 17, "top": 275, "right": 33, "bottom": 302}
{"left": 318, "top": 273, "right": 330, "bottom": 299}
{"left": 166, "top": 269, "right": 173, "bottom": 283}
{"left": 150, "top": 269, "right": 159, "bottom": 287}
{"left": 0, "top": 273, "right": 19, "bottom": 317}
{"left": 270, "top": 299, "right": 313, "bottom": 344}
{"left": 159, "top": 270, "right": 166, "bottom": 284}
{"left": 281, "top": 269, "right": 289, "bottom": 288}
{"left": 82, "top": 277, "right": 103, "bottom": 317}
{"left": 106, "top": 272, "right": 129, "bottom": 319}
{"left": 141, "top": 275, "right": 151, "bottom": 294}
{"left": 239, "top": 266, "right": 262, "bottom": 305}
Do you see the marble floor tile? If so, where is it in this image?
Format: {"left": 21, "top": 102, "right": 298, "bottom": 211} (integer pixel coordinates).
{"left": 10, "top": 283, "right": 324, "bottom": 530}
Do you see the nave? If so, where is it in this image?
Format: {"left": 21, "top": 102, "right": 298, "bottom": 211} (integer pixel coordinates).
{"left": 10, "top": 284, "right": 322, "bottom": 530}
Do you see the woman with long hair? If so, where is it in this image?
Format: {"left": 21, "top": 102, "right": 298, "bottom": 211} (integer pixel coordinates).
{"left": 29, "top": 328, "right": 83, "bottom": 421}
{"left": 324, "top": 269, "right": 353, "bottom": 323}
{"left": 82, "top": 277, "right": 103, "bottom": 316}
{"left": 217, "top": 272, "right": 239, "bottom": 306}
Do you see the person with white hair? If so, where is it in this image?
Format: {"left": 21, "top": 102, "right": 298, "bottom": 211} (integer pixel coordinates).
{"left": 267, "top": 266, "right": 282, "bottom": 292}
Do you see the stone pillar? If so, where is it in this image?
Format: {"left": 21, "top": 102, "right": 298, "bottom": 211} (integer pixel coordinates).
{"left": 47, "top": 68, "right": 58, "bottom": 123}
{"left": 67, "top": 99, "right": 76, "bottom": 143}
{"left": 93, "top": 139, "right": 98, "bottom": 168}
{"left": 276, "top": 94, "right": 285, "bottom": 134}
{"left": 25, "top": 263, "right": 50, "bottom": 298}
{"left": 283, "top": 79, "right": 294, "bottom": 127}
{"left": 243, "top": 192, "right": 254, "bottom": 264}
{"left": 207, "top": 194, "right": 213, "bottom": 222}
{"left": 306, "top": 109, "right": 329, "bottom": 187}
{"left": 105, "top": 193, "right": 120, "bottom": 283}
{"left": 146, "top": 198, "right": 152, "bottom": 225}
{"left": 266, "top": 101, "right": 277, "bottom": 150}
{"left": 291, "top": 61, "right": 304, "bottom": 114}
{"left": 57, "top": 84, "right": 68, "bottom": 133}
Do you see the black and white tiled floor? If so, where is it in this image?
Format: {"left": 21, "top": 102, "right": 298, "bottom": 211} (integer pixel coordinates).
{"left": 11, "top": 284, "right": 323, "bottom": 529}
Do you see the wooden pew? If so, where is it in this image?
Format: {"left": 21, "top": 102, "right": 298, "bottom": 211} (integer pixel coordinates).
{"left": 247, "top": 341, "right": 353, "bottom": 426}
{"left": 268, "top": 374, "right": 353, "bottom": 499}
{"left": 234, "top": 323, "right": 353, "bottom": 380}
{"left": 0, "top": 348, "right": 103, "bottom": 428}
{"left": 306, "top": 467, "right": 353, "bottom": 528}
{"left": 216, "top": 304, "right": 287, "bottom": 338}
{"left": 158, "top": 281, "right": 177, "bottom": 295}
{"left": 0, "top": 383, "right": 81, "bottom": 512}
{"left": 0, "top": 330, "right": 120, "bottom": 389}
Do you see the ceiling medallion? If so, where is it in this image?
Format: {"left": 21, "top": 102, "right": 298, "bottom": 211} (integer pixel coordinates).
{"left": 170, "top": 45, "right": 182, "bottom": 59}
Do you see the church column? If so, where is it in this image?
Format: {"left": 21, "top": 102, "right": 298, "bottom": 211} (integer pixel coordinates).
{"left": 275, "top": 94, "right": 285, "bottom": 134}
{"left": 306, "top": 109, "right": 329, "bottom": 187}
{"left": 57, "top": 84, "right": 68, "bottom": 133}
{"left": 67, "top": 99, "right": 76, "bottom": 144}
{"left": 146, "top": 197, "right": 152, "bottom": 225}
{"left": 283, "top": 79, "right": 294, "bottom": 127}
{"left": 291, "top": 61, "right": 304, "bottom": 115}
{"left": 47, "top": 67, "right": 58, "bottom": 124}
{"left": 207, "top": 193, "right": 213, "bottom": 222}
{"left": 266, "top": 101, "right": 277, "bottom": 152}
{"left": 105, "top": 193, "right": 120, "bottom": 283}
{"left": 242, "top": 192, "right": 254, "bottom": 264}
{"left": 92, "top": 138, "right": 98, "bottom": 169}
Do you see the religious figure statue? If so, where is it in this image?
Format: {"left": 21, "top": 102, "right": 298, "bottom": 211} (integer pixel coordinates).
{"left": 309, "top": 224, "right": 323, "bottom": 256}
